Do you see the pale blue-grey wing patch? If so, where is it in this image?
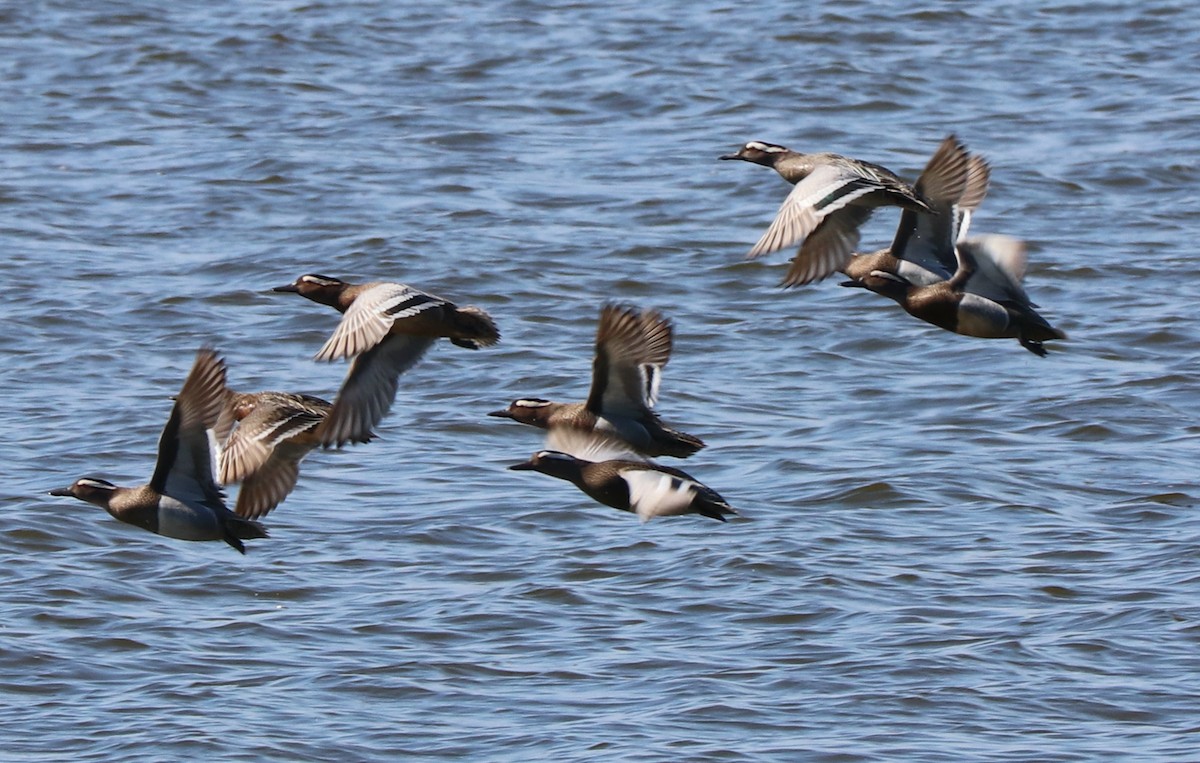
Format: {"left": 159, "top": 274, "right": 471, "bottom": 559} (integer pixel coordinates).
{"left": 317, "top": 334, "right": 436, "bottom": 446}
{"left": 747, "top": 163, "right": 878, "bottom": 260}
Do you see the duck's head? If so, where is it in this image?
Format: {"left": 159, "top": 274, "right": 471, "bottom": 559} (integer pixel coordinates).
{"left": 841, "top": 270, "right": 912, "bottom": 303}
{"left": 720, "top": 140, "right": 791, "bottom": 167}
{"left": 272, "top": 274, "right": 349, "bottom": 307}
{"left": 49, "top": 477, "right": 117, "bottom": 508}
{"left": 508, "top": 450, "right": 583, "bottom": 478}
{"left": 487, "top": 398, "right": 556, "bottom": 428}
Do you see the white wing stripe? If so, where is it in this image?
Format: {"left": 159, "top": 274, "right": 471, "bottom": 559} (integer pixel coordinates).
{"left": 642, "top": 364, "right": 661, "bottom": 409}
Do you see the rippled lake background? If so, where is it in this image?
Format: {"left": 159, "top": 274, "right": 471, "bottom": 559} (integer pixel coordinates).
{"left": 3, "top": 1, "right": 1199, "bottom": 760}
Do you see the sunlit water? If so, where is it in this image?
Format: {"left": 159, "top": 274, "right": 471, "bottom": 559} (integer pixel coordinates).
{"left": 2, "top": 1, "right": 1199, "bottom": 760}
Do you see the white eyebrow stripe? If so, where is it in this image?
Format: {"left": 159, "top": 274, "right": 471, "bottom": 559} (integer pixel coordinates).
{"left": 746, "top": 141, "right": 786, "bottom": 152}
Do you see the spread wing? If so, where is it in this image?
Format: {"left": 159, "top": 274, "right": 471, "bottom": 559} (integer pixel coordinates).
{"left": 316, "top": 334, "right": 435, "bottom": 447}
{"left": 747, "top": 162, "right": 881, "bottom": 262}
{"left": 151, "top": 348, "right": 228, "bottom": 512}
{"left": 585, "top": 304, "right": 673, "bottom": 419}
{"left": 219, "top": 398, "right": 326, "bottom": 485}
{"left": 546, "top": 427, "right": 648, "bottom": 463}
{"left": 212, "top": 390, "right": 241, "bottom": 455}
{"left": 780, "top": 205, "right": 873, "bottom": 287}
{"left": 315, "top": 283, "right": 446, "bottom": 361}
{"left": 888, "top": 136, "right": 972, "bottom": 281}
{"left": 955, "top": 154, "right": 992, "bottom": 245}
{"left": 232, "top": 441, "right": 312, "bottom": 519}
{"left": 957, "top": 235, "right": 1033, "bottom": 306}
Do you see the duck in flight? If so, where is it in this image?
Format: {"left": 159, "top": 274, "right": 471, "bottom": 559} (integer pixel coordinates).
{"left": 274, "top": 274, "right": 500, "bottom": 447}
{"left": 722, "top": 139, "right": 932, "bottom": 287}
{"left": 489, "top": 303, "right": 703, "bottom": 458}
{"left": 49, "top": 348, "right": 268, "bottom": 553}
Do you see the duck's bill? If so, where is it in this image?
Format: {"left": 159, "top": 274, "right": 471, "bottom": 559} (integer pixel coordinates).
{"left": 487, "top": 409, "right": 515, "bottom": 419}
{"left": 271, "top": 283, "right": 300, "bottom": 293}
{"left": 48, "top": 486, "right": 73, "bottom": 496}
{"left": 508, "top": 461, "right": 536, "bottom": 471}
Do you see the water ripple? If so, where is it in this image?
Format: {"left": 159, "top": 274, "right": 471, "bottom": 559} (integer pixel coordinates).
{"left": 3, "top": 1, "right": 1200, "bottom": 761}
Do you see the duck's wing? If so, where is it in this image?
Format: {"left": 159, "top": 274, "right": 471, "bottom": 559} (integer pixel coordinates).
{"left": 956, "top": 235, "right": 1033, "bottom": 306}
{"left": 747, "top": 162, "right": 884, "bottom": 263}
{"left": 616, "top": 462, "right": 727, "bottom": 522}
{"left": 780, "top": 205, "right": 873, "bottom": 287}
{"left": 315, "top": 283, "right": 446, "bottom": 361}
{"left": 218, "top": 398, "right": 327, "bottom": 485}
{"left": 888, "top": 135, "right": 971, "bottom": 280}
{"left": 637, "top": 310, "right": 673, "bottom": 408}
{"left": 585, "top": 304, "right": 673, "bottom": 419}
{"left": 212, "top": 390, "right": 242, "bottom": 455}
{"left": 151, "top": 348, "right": 228, "bottom": 513}
{"left": 316, "top": 334, "right": 435, "bottom": 447}
{"left": 955, "top": 154, "right": 992, "bottom": 244}
{"left": 233, "top": 441, "right": 312, "bottom": 520}
{"left": 546, "top": 427, "right": 648, "bottom": 463}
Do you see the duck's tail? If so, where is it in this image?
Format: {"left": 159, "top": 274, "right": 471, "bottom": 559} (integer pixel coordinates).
{"left": 222, "top": 515, "right": 269, "bottom": 553}
{"left": 449, "top": 305, "right": 500, "bottom": 349}
{"left": 653, "top": 426, "right": 707, "bottom": 459}
{"left": 696, "top": 496, "right": 737, "bottom": 522}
